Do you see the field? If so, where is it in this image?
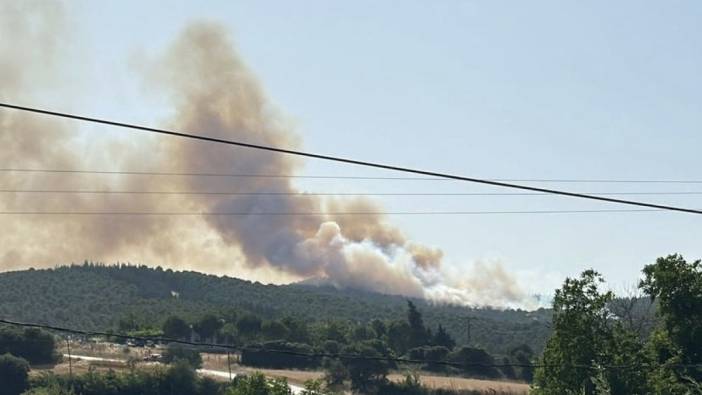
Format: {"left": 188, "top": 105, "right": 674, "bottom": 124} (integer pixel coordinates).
{"left": 33, "top": 343, "right": 529, "bottom": 394}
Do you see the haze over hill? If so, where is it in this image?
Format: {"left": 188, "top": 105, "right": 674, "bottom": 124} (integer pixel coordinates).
{"left": 0, "top": 1, "right": 538, "bottom": 309}
{"left": 0, "top": 264, "right": 552, "bottom": 356}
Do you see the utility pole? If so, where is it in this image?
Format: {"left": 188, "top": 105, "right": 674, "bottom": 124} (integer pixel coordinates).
{"left": 66, "top": 337, "right": 73, "bottom": 381}
{"left": 465, "top": 316, "right": 472, "bottom": 346}
{"left": 227, "top": 351, "right": 232, "bottom": 381}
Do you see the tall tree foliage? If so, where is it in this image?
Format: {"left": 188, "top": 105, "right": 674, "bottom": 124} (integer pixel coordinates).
{"left": 194, "top": 314, "right": 223, "bottom": 341}
{"left": 532, "top": 270, "right": 648, "bottom": 394}
{"left": 407, "top": 301, "right": 429, "bottom": 348}
{"left": 432, "top": 324, "right": 455, "bottom": 350}
{"left": 162, "top": 316, "right": 191, "bottom": 340}
{"left": 640, "top": 254, "right": 702, "bottom": 393}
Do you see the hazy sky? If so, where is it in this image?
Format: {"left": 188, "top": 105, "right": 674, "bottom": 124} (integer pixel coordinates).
{"left": 5, "top": 1, "right": 702, "bottom": 297}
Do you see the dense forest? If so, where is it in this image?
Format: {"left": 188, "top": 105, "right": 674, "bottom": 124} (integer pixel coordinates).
{"left": 0, "top": 254, "right": 700, "bottom": 394}
{"left": 0, "top": 263, "right": 551, "bottom": 356}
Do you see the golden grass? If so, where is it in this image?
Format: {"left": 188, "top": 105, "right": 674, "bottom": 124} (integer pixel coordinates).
{"left": 389, "top": 374, "right": 529, "bottom": 394}
{"left": 46, "top": 347, "right": 529, "bottom": 394}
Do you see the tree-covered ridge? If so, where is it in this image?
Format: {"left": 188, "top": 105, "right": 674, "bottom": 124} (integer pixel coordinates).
{"left": 0, "top": 263, "right": 552, "bottom": 356}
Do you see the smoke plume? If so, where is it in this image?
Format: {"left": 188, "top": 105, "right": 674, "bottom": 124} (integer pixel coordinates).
{"left": 0, "top": 6, "right": 534, "bottom": 308}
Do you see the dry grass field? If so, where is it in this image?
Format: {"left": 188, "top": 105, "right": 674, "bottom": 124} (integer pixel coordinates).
{"left": 388, "top": 374, "right": 529, "bottom": 394}
{"left": 39, "top": 346, "right": 528, "bottom": 394}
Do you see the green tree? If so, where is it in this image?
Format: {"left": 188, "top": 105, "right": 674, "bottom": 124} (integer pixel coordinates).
{"left": 532, "top": 270, "right": 614, "bottom": 394}
{"left": 236, "top": 314, "right": 262, "bottom": 340}
{"left": 320, "top": 321, "right": 348, "bottom": 344}
{"left": 163, "top": 359, "right": 199, "bottom": 395}
{"left": 640, "top": 254, "right": 702, "bottom": 393}
{"left": 448, "top": 346, "right": 501, "bottom": 378}
{"left": 532, "top": 270, "right": 647, "bottom": 394}
{"left": 351, "top": 324, "right": 374, "bottom": 342}
{"left": 370, "top": 319, "right": 386, "bottom": 339}
{"left": 194, "top": 314, "right": 223, "bottom": 341}
{"left": 162, "top": 343, "right": 203, "bottom": 368}
{"left": 262, "top": 321, "right": 289, "bottom": 340}
{"left": 281, "top": 317, "right": 311, "bottom": 343}
{"left": 0, "top": 327, "right": 56, "bottom": 365}
{"left": 341, "top": 342, "right": 390, "bottom": 393}
{"left": 432, "top": 324, "right": 455, "bottom": 350}
{"left": 301, "top": 379, "right": 334, "bottom": 395}
{"left": 509, "top": 344, "right": 534, "bottom": 382}
{"left": 323, "top": 358, "right": 347, "bottom": 387}
{"left": 162, "top": 316, "right": 191, "bottom": 340}
{"left": 220, "top": 323, "right": 239, "bottom": 345}
{"left": 406, "top": 301, "right": 429, "bottom": 348}
{"left": 227, "top": 372, "right": 291, "bottom": 395}
{"left": 387, "top": 321, "right": 411, "bottom": 355}
{"left": 0, "top": 353, "right": 29, "bottom": 395}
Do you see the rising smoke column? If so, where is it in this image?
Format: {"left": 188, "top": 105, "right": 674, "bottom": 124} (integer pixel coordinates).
{"left": 0, "top": 4, "right": 533, "bottom": 307}
{"left": 155, "top": 23, "right": 532, "bottom": 307}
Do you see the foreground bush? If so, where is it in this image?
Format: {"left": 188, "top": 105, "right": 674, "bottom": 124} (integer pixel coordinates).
{"left": 0, "top": 353, "right": 30, "bottom": 395}
{"left": 27, "top": 365, "right": 309, "bottom": 395}
{"left": 162, "top": 343, "right": 203, "bottom": 369}
{"left": 0, "top": 327, "right": 57, "bottom": 365}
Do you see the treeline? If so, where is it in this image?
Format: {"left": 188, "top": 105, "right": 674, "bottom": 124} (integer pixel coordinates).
{"left": 532, "top": 254, "right": 702, "bottom": 394}
{"left": 0, "top": 327, "right": 522, "bottom": 395}
{"left": 0, "top": 263, "right": 552, "bottom": 356}
{"left": 134, "top": 300, "right": 533, "bottom": 385}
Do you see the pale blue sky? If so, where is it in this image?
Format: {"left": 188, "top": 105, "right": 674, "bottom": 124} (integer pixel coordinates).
{"left": 40, "top": 1, "right": 702, "bottom": 293}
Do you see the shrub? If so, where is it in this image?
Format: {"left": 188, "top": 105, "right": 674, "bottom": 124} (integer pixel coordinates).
{"left": 162, "top": 343, "right": 203, "bottom": 369}
{"left": 0, "top": 353, "right": 30, "bottom": 395}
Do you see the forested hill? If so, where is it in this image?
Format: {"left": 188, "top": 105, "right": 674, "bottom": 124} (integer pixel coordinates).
{"left": 0, "top": 264, "right": 552, "bottom": 355}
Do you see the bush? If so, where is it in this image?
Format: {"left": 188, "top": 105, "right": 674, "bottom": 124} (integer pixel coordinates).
{"left": 163, "top": 359, "right": 199, "bottom": 395}
{"left": 341, "top": 342, "right": 390, "bottom": 393}
{"left": 0, "top": 327, "right": 57, "bottom": 365}
{"left": 227, "top": 373, "right": 291, "bottom": 395}
{"left": 0, "top": 353, "right": 30, "bottom": 395}
{"left": 241, "top": 341, "right": 318, "bottom": 369}
{"left": 27, "top": 361, "right": 224, "bottom": 395}
{"left": 407, "top": 346, "right": 450, "bottom": 372}
{"left": 447, "top": 346, "right": 501, "bottom": 379}
{"left": 322, "top": 358, "right": 347, "bottom": 386}
{"left": 162, "top": 343, "right": 203, "bottom": 369}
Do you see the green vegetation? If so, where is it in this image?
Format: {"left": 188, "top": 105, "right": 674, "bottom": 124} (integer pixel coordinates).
{"left": 0, "top": 263, "right": 551, "bottom": 357}
{"left": 0, "top": 327, "right": 57, "bottom": 365}
{"left": 532, "top": 254, "right": 702, "bottom": 394}
{"left": 2, "top": 254, "right": 700, "bottom": 394}
{"left": 0, "top": 353, "right": 30, "bottom": 395}
{"left": 22, "top": 367, "right": 520, "bottom": 395}
{"left": 162, "top": 343, "right": 203, "bottom": 368}
{"left": 25, "top": 364, "right": 294, "bottom": 395}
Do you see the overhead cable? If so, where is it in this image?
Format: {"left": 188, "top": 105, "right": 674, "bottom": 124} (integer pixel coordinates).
{"left": 2, "top": 168, "right": 702, "bottom": 184}
{"left": 0, "top": 103, "right": 700, "bottom": 214}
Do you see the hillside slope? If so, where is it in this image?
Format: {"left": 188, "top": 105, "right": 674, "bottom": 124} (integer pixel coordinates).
{"left": 0, "top": 264, "right": 552, "bottom": 354}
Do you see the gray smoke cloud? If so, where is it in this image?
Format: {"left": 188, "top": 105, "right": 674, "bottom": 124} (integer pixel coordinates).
{"left": 0, "top": 5, "right": 535, "bottom": 308}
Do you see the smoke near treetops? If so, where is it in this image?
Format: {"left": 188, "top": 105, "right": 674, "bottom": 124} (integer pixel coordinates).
{"left": 0, "top": 3, "right": 534, "bottom": 308}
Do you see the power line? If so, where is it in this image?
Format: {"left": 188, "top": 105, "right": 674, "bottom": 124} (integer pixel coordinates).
{"left": 2, "top": 189, "right": 702, "bottom": 197}
{"left": 0, "top": 209, "right": 661, "bottom": 216}
{"left": 0, "top": 103, "right": 700, "bottom": 215}
{"left": 3, "top": 168, "right": 702, "bottom": 184}
{"left": 1, "top": 317, "right": 699, "bottom": 371}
